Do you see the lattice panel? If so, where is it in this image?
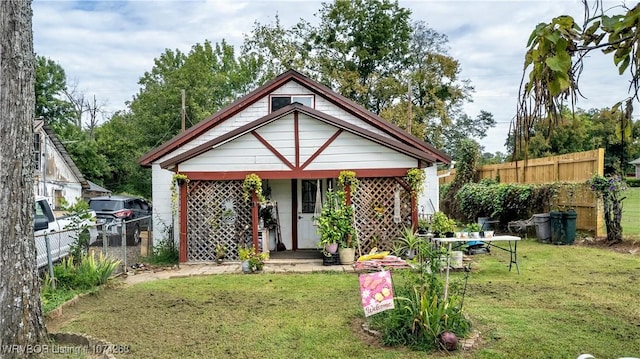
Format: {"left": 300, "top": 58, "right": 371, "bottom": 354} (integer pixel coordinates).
{"left": 352, "top": 178, "right": 412, "bottom": 253}
{"left": 186, "top": 180, "right": 252, "bottom": 261}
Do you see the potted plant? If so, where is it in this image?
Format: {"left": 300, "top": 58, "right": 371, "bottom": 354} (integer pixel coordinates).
{"left": 431, "top": 211, "right": 457, "bottom": 238}
{"left": 417, "top": 217, "right": 430, "bottom": 234}
{"left": 215, "top": 243, "right": 226, "bottom": 264}
{"left": 316, "top": 189, "right": 356, "bottom": 265}
{"left": 242, "top": 173, "right": 266, "bottom": 202}
{"left": 396, "top": 226, "right": 421, "bottom": 259}
{"left": 466, "top": 222, "right": 482, "bottom": 239}
{"left": 238, "top": 246, "right": 267, "bottom": 273}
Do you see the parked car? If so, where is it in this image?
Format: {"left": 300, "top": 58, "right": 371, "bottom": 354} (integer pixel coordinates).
{"left": 88, "top": 195, "right": 152, "bottom": 246}
{"left": 34, "top": 196, "right": 99, "bottom": 269}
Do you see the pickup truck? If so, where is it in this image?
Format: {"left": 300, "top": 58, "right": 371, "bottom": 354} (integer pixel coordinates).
{"left": 34, "top": 196, "right": 99, "bottom": 269}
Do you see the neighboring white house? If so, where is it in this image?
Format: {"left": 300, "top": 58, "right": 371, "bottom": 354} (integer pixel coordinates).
{"left": 33, "top": 119, "right": 89, "bottom": 209}
{"left": 630, "top": 157, "right": 640, "bottom": 179}
{"left": 139, "top": 70, "right": 451, "bottom": 262}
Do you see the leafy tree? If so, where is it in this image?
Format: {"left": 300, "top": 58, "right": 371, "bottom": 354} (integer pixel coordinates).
{"left": 479, "top": 151, "right": 508, "bottom": 166}
{"left": 441, "top": 139, "right": 481, "bottom": 220}
{"left": 243, "top": 1, "right": 493, "bottom": 158}
{"left": 1, "top": 0, "right": 48, "bottom": 350}
{"left": 94, "top": 111, "right": 150, "bottom": 196}
{"left": 308, "top": 0, "right": 412, "bottom": 112}
{"left": 129, "top": 40, "right": 260, "bottom": 151}
{"left": 508, "top": 106, "right": 637, "bottom": 174}
{"left": 34, "top": 55, "right": 77, "bottom": 131}
{"left": 516, "top": 1, "right": 640, "bottom": 170}
{"left": 34, "top": 56, "right": 110, "bottom": 186}
{"left": 241, "top": 15, "right": 310, "bottom": 86}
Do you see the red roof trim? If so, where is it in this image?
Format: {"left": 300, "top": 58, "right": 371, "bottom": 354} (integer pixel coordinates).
{"left": 159, "top": 103, "right": 436, "bottom": 169}
{"left": 182, "top": 167, "right": 412, "bottom": 180}
{"left": 252, "top": 131, "right": 295, "bottom": 170}
{"left": 139, "top": 69, "right": 451, "bottom": 166}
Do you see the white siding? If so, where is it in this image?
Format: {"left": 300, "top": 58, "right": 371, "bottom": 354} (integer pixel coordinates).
{"left": 151, "top": 164, "right": 177, "bottom": 245}
{"left": 272, "top": 81, "right": 310, "bottom": 95}
{"left": 178, "top": 114, "right": 417, "bottom": 172}
{"left": 314, "top": 96, "right": 392, "bottom": 139}
{"left": 179, "top": 131, "right": 292, "bottom": 172}
{"left": 418, "top": 165, "right": 439, "bottom": 216}
{"left": 34, "top": 130, "right": 83, "bottom": 206}
{"left": 158, "top": 80, "right": 396, "bottom": 164}
{"left": 298, "top": 114, "right": 339, "bottom": 164}
{"left": 158, "top": 97, "right": 270, "bottom": 164}
{"left": 255, "top": 116, "right": 296, "bottom": 164}
{"left": 305, "top": 131, "right": 418, "bottom": 170}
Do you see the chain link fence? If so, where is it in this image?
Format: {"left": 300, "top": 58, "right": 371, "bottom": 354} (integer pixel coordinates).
{"left": 37, "top": 216, "right": 154, "bottom": 278}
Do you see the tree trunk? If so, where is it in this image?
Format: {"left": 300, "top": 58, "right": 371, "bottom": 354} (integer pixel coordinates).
{"left": 0, "top": 1, "right": 48, "bottom": 356}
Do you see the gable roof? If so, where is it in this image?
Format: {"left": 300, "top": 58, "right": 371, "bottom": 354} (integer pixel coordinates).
{"left": 160, "top": 102, "right": 438, "bottom": 169}
{"left": 35, "top": 119, "right": 89, "bottom": 190}
{"left": 87, "top": 180, "right": 111, "bottom": 194}
{"left": 138, "top": 69, "right": 451, "bottom": 167}
{"left": 630, "top": 157, "right": 640, "bottom": 165}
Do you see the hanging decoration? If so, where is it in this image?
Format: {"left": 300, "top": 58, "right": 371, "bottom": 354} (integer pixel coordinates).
{"left": 393, "top": 185, "right": 401, "bottom": 224}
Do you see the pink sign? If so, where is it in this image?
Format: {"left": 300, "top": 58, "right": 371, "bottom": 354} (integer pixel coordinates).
{"left": 359, "top": 270, "right": 395, "bottom": 317}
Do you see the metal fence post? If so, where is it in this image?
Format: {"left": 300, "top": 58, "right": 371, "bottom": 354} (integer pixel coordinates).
{"left": 44, "top": 233, "right": 55, "bottom": 287}
{"left": 122, "top": 221, "right": 127, "bottom": 273}
{"left": 102, "top": 223, "right": 108, "bottom": 257}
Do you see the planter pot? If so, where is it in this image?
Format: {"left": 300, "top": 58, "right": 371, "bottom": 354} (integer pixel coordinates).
{"left": 324, "top": 242, "right": 338, "bottom": 254}
{"left": 338, "top": 247, "right": 355, "bottom": 265}
{"left": 241, "top": 260, "right": 252, "bottom": 273}
{"left": 439, "top": 331, "right": 458, "bottom": 351}
{"left": 405, "top": 249, "right": 416, "bottom": 260}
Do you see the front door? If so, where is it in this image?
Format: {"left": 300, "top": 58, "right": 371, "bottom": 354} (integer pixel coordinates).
{"left": 297, "top": 179, "right": 324, "bottom": 249}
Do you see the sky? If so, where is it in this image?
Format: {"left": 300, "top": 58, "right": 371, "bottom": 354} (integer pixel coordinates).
{"left": 32, "top": 0, "right": 637, "bottom": 154}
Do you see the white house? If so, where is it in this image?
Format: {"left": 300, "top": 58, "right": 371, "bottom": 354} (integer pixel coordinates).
{"left": 630, "top": 157, "right": 640, "bottom": 179}
{"left": 33, "top": 119, "right": 89, "bottom": 209}
{"left": 139, "top": 70, "right": 451, "bottom": 263}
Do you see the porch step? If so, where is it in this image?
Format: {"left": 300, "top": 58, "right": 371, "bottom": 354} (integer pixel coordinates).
{"left": 266, "top": 258, "right": 322, "bottom": 265}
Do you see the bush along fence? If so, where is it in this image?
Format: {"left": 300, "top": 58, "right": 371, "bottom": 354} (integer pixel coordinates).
{"left": 439, "top": 149, "right": 606, "bottom": 236}
{"left": 441, "top": 179, "right": 602, "bottom": 236}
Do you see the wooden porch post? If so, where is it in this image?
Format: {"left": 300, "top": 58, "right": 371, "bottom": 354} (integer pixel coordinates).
{"left": 345, "top": 184, "right": 352, "bottom": 205}
{"left": 411, "top": 194, "right": 418, "bottom": 232}
{"left": 252, "top": 191, "right": 259, "bottom": 252}
{"left": 179, "top": 182, "right": 188, "bottom": 263}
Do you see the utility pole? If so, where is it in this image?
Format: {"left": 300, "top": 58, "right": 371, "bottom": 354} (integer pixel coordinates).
{"left": 407, "top": 82, "right": 412, "bottom": 134}
{"left": 181, "top": 89, "right": 186, "bottom": 132}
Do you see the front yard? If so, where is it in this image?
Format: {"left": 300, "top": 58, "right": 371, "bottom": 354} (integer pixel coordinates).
{"left": 46, "top": 239, "right": 640, "bottom": 358}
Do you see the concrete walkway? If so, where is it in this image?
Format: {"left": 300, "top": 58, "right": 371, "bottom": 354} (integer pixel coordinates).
{"left": 122, "top": 259, "right": 355, "bottom": 286}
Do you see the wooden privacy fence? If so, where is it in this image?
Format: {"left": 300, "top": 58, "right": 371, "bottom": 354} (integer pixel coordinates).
{"left": 439, "top": 149, "right": 605, "bottom": 236}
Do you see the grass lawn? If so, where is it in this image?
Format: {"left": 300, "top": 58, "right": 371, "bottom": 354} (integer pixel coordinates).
{"left": 46, "top": 240, "right": 640, "bottom": 359}
{"left": 623, "top": 187, "right": 640, "bottom": 237}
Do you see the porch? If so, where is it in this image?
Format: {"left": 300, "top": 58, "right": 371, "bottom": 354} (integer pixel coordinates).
{"left": 179, "top": 176, "right": 415, "bottom": 263}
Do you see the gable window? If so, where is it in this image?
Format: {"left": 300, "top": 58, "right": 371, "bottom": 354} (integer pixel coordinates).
{"left": 270, "top": 95, "right": 314, "bottom": 112}
{"left": 33, "top": 133, "right": 41, "bottom": 170}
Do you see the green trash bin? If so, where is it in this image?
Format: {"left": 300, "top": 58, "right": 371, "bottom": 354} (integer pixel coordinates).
{"left": 550, "top": 211, "right": 563, "bottom": 244}
{"left": 561, "top": 210, "right": 577, "bottom": 244}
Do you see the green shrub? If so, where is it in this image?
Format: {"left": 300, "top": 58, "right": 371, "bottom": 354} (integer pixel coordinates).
{"left": 52, "top": 253, "right": 120, "bottom": 290}
{"left": 449, "top": 182, "right": 561, "bottom": 224}
{"left": 146, "top": 238, "right": 179, "bottom": 265}
{"left": 42, "top": 253, "right": 120, "bottom": 313}
{"left": 626, "top": 177, "right": 640, "bottom": 187}
{"left": 368, "top": 243, "right": 471, "bottom": 351}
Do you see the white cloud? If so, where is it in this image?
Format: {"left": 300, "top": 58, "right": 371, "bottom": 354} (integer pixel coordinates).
{"left": 32, "top": 0, "right": 638, "bottom": 154}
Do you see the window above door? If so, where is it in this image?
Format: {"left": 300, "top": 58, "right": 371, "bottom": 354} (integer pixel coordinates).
{"left": 270, "top": 95, "right": 314, "bottom": 112}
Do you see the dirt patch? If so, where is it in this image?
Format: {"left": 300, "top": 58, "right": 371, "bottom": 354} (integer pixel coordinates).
{"left": 350, "top": 317, "right": 481, "bottom": 356}
{"left": 574, "top": 236, "right": 640, "bottom": 255}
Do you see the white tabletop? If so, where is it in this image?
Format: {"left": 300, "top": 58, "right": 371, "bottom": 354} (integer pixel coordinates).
{"left": 433, "top": 235, "right": 521, "bottom": 243}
